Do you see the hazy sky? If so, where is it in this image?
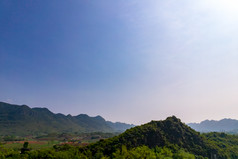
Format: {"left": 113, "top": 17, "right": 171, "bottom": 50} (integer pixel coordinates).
{"left": 1, "top": 0, "right": 238, "bottom": 124}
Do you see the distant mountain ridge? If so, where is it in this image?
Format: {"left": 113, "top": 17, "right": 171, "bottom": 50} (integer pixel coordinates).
{"left": 188, "top": 118, "right": 238, "bottom": 133}
{"left": 0, "top": 102, "right": 134, "bottom": 136}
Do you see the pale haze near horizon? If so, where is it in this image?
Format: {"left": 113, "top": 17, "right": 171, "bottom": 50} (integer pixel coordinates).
{"left": 1, "top": 0, "right": 238, "bottom": 125}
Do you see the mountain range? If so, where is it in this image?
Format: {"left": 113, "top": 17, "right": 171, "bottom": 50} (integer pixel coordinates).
{"left": 188, "top": 118, "right": 238, "bottom": 133}
{"left": 0, "top": 102, "right": 134, "bottom": 136}
{"left": 2, "top": 114, "right": 238, "bottom": 158}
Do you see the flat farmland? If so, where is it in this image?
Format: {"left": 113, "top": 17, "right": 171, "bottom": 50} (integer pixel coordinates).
{"left": 2, "top": 140, "right": 60, "bottom": 150}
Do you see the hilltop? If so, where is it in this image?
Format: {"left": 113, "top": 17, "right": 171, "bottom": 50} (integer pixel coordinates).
{"left": 81, "top": 116, "right": 227, "bottom": 158}
{"left": 0, "top": 102, "right": 134, "bottom": 136}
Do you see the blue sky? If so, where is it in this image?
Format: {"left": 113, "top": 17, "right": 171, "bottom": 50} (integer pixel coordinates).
{"left": 1, "top": 0, "right": 238, "bottom": 124}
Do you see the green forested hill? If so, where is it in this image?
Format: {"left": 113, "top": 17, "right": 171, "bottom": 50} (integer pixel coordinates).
{"left": 81, "top": 116, "right": 235, "bottom": 158}
{"left": 0, "top": 102, "right": 134, "bottom": 136}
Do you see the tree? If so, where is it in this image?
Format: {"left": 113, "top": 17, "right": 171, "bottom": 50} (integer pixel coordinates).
{"left": 21, "top": 142, "right": 30, "bottom": 154}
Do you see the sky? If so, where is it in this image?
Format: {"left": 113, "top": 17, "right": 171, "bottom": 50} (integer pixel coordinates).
{"left": 1, "top": 0, "right": 238, "bottom": 125}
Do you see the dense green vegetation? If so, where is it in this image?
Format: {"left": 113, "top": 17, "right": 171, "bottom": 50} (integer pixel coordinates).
{"left": 202, "top": 132, "right": 238, "bottom": 158}
{"left": 0, "top": 102, "right": 134, "bottom": 136}
{"left": 80, "top": 116, "right": 219, "bottom": 158}
{"left": 1, "top": 116, "right": 238, "bottom": 158}
{"left": 0, "top": 144, "right": 197, "bottom": 159}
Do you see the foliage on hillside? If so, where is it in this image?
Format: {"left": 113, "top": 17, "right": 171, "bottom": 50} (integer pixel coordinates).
{"left": 203, "top": 132, "right": 238, "bottom": 158}
{"left": 81, "top": 116, "right": 225, "bottom": 158}
{"left": 0, "top": 102, "right": 134, "bottom": 136}
{"left": 0, "top": 144, "right": 197, "bottom": 159}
